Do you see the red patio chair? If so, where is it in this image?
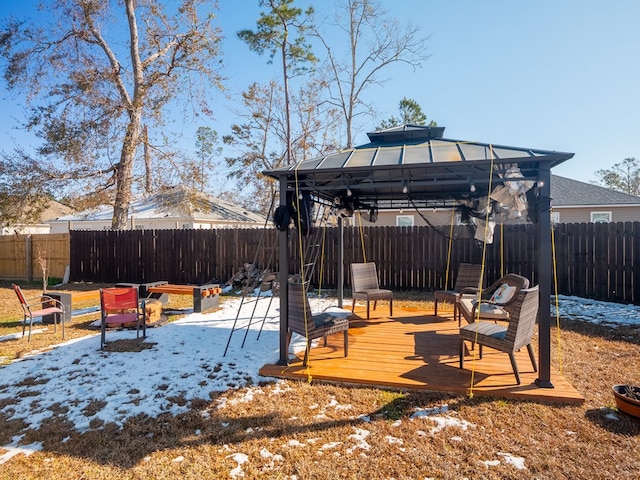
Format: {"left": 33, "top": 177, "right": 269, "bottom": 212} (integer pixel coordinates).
{"left": 13, "top": 283, "right": 66, "bottom": 342}
{"left": 100, "top": 287, "right": 146, "bottom": 350}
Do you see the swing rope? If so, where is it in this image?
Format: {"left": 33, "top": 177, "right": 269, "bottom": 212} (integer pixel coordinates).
{"left": 357, "top": 210, "right": 367, "bottom": 263}
{"left": 551, "top": 217, "right": 563, "bottom": 374}
{"left": 444, "top": 209, "right": 455, "bottom": 289}
{"left": 500, "top": 223, "right": 505, "bottom": 277}
{"left": 468, "top": 145, "right": 496, "bottom": 398}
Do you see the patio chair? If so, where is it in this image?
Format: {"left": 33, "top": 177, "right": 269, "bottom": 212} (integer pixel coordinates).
{"left": 13, "top": 283, "right": 66, "bottom": 342}
{"left": 287, "top": 281, "right": 349, "bottom": 367}
{"left": 459, "top": 285, "right": 539, "bottom": 385}
{"left": 100, "top": 287, "right": 146, "bottom": 350}
{"left": 350, "top": 262, "right": 393, "bottom": 319}
{"left": 457, "top": 273, "right": 530, "bottom": 326}
{"left": 433, "top": 263, "right": 483, "bottom": 319}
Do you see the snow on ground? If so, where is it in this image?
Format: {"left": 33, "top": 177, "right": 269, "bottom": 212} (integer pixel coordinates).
{"left": 0, "top": 292, "right": 638, "bottom": 469}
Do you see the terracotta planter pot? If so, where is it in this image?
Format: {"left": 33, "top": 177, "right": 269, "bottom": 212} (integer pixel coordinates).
{"left": 612, "top": 385, "right": 640, "bottom": 418}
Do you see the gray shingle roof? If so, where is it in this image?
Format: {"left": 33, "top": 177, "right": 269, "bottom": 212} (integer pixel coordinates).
{"left": 551, "top": 175, "right": 640, "bottom": 206}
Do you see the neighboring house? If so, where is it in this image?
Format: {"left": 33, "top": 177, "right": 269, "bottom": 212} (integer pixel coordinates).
{"left": 550, "top": 175, "right": 640, "bottom": 223}
{"left": 49, "top": 186, "right": 266, "bottom": 232}
{"left": 350, "top": 175, "right": 640, "bottom": 227}
{"left": 1, "top": 200, "right": 73, "bottom": 235}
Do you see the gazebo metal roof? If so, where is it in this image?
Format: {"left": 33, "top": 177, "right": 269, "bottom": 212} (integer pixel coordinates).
{"left": 264, "top": 125, "right": 575, "bottom": 210}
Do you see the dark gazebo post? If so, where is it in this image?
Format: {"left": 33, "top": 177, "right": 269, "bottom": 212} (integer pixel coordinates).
{"left": 535, "top": 164, "right": 554, "bottom": 388}
{"left": 337, "top": 216, "right": 344, "bottom": 308}
{"left": 277, "top": 175, "right": 290, "bottom": 366}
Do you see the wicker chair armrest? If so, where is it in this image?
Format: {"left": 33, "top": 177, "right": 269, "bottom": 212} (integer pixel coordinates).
{"left": 25, "top": 295, "right": 65, "bottom": 311}
{"left": 458, "top": 287, "right": 480, "bottom": 295}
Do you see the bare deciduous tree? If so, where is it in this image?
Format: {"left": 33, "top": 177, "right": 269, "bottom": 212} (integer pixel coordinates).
{"left": 223, "top": 77, "right": 341, "bottom": 214}
{"left": 313, "top": 0, "right": 430, "bottom": 147}
{"left": 0, "top": 0, "right": 224, "bottom": 229}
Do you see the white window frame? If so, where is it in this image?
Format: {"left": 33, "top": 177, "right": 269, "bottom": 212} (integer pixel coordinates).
{"left": 590, "top": 211, "right": 611, "bottom": 223}
{"left": 551, "top": 211, "right": 560, "bottom": 224}
{"left": 396, "top": 215, "right": 414, "bottom": 227}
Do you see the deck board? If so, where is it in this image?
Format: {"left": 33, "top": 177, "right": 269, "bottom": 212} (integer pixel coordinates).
{"left": 259, "top": 306, "right": 584, "bottom": 404}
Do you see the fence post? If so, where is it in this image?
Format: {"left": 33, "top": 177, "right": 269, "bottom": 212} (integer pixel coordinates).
{"left": 25, "top": 234, "right": 33, "bottom": 282}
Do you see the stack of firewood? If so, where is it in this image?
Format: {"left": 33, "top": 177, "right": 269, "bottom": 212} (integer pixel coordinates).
{"left": 226, "top": 263, "right": 277, "bottom": 295}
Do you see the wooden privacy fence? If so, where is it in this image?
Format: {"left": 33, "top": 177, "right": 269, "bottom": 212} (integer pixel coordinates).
{"left": 0, "top": 233, "right": 69, "bottom": 282}
{"left": 65, "top": 222, "right": 640, "bottom": 305}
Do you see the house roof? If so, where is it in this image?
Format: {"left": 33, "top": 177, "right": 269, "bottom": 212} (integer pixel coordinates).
{"left": 38, "top": 200, "right": 74, "bottom": 222}
{"left": 264, "top": 125, "right": 575, "bottom": 210}
{"left": 551, "top": 175, "right": 640, "bottom": 207}
{"left": 54, "top": 186, "right": 266, "bottom": 224}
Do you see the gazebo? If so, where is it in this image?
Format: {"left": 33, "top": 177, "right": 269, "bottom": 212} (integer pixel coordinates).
{"left": 264, "top": 125, "right": 574, "bottom": 389}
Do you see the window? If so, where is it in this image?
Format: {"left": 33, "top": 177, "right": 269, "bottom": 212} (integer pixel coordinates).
{"left": 455, "top": 213, "right": 472, "bottom": 226}
{"left": 551, "top": 211, "right": 560, "bottom": 224}
{"left": 135, "top": 225, "right": 145, "bottom": 230}
{"left": 590, "top": 211, "right": 611, "bottom": 223}
{"left": 396, "top": 215, "right": 414, "bottom": 227}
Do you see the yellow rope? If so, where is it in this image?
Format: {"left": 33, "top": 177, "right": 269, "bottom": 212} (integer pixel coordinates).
{"left": 468, "top": 145, "right": 496, "bottom": 398}
{"left": 357, "top": 210, "right": 367, "bottom": 263}
{"left": 551, "top": 217, "right": 563, "bottom": 374}
{"left": 444, "top": 209, "right": 455, "bottom": 288}
{"left": 500, "top": 222, "right": 504, "bottom": 277}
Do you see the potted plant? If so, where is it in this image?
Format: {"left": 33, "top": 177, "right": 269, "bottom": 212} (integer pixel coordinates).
{"left": 612, "top": 385, "right": 640, "bottom": 418}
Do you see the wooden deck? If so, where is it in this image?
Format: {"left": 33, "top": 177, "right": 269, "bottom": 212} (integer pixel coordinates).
{"left": 259, "top": 306, "right": 585, "bottom": 404}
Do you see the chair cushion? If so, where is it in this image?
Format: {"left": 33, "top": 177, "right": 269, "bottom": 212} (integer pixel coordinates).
{"left": 460, "top": 321, "right": 507, "bottom": 340}
{"left": 29, "top": 307, "right": 64, "bottom": 318}
{"left": 355, "top": 289, "right": 392, "bottom": 300}
{"left": 313, "top": 312, "right": 340, "bottom": 328}
{"left": 459, "top": 298, "right": 509, "bottom": 320}
{"left": 489, "top": 283, "right": 517, "bottom": 304}
{"left": 104, "top": 312, "right": 139, "bottom": 326}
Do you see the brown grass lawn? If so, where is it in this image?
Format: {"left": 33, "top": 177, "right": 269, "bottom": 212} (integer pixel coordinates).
{"left": 0, "top": 280, "right": 639, "bottom": 479}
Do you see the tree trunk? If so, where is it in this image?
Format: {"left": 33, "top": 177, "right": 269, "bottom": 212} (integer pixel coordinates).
{"left": 281, "top": 25, "right": 292, "bottom": 164}
{"left": 143, "top": 124, "right": 152, "bottom": 194}
{"left": 112, "top": 107, "right": 142, "bottom": 230}
{"left": 113, "top": 0, "right": 144, "bottom": 230}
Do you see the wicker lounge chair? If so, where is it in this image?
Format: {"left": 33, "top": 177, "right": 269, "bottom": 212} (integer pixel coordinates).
{"left": 350, "top": 262, "right": 393, "bottom": 319}
{"left": 433, "top": 263, "right": 483, "bottom": 319}
{"left": 287, "top": 281, "right": 349, "bottom": 367}
{"left": 457, "top": 273, "right": 530, "bottom": 326}
{"left": 459, "top": 285, "right": 539, "bottom": 385}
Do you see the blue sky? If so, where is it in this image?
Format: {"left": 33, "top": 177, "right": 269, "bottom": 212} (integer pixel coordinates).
{"left": 1, "top": 0, "right": 639, "bottom": 185}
